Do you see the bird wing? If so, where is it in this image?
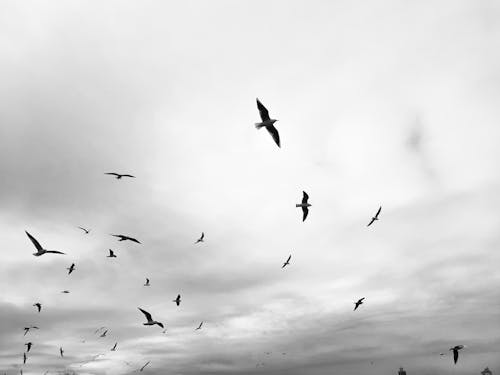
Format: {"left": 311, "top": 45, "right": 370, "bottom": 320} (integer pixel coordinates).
{"left": 256, "top": 98, "right": 270, "bottom": 122}
{"left": 121, "top": 174, "right": 135, "bottom": 178}
{"left": 266, "top": 124, "right": 280, "bottom": 148}
{"left": 140, "top": 362, "right": 150, "bottom": 371}
{"left": 129, "top": 237, "right": 141, "bottom": 244}
{"left": 302, "top": 207, "right": 309, "bottom": 221}
{"left": 138, "top": 308, "right": 153, "bottom": 322}
{"left": 104, "top": 173, "right": 119, "bottom": 176}
{"left": 201, "top": 232, "right": 204, "bottom": 240}
{"left": 453, "top": 349, "right": 458, "bottom": 364}
{"left": 25, "top": 231, "right": 43, "bottom": 251}
{"left": 359, "top": 297, "right": 365, "bottom": 302}
{"left": 302, "top": 191, "right": 309, "bottom": 204}
{"left": 78, "top": 227, "right": 88, "bottom": 232}
{"left": 375, "top": 206, "right": 382, "bottom": 218}
{"left": 45, "top": 250, "right": 65, "bottom": 254}
{"left": 286, "top": 255, "right": 291, "bottom": 263}
{"left": 367, "top": 218, "right": 375, "bottom": 227}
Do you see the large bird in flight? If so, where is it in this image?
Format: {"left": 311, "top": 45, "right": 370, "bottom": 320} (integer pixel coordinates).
{"left": 111, "top": 234, "right": 141, "bottom": 244}
{"left": 173, "top": 294, "right": 181, "bottom": 306}
{"left": 33, "top": 303, "right": 42, "bottom": 313}
{"left": 138, "top": 308, "right": 164, "bottom": 328}
{"left": 104, "top": 172, "right": 135, "bottom": 180}
{"left": 282, "top": 255, "right": 291, "bottom": 268}
{"left": 449, "top": 345, "right": 464, "bottom": 364}
{"left": 67, "top": 263, "right": 76, "bottom": 275}
{"left": 354, "top": 297, "right": 365, "bottom": 311}
{"left": 255, "top": 98, "right": 280, "bottom": 148}
{"left": 367, "top": 206, "right": 382, "bottom": 227}
{"left": 25, "top": 231, "right": 66, "bottom": 256}
{"left": 195, "top": 232, "right": 204, "bottom": 244}
{"left": 296, "top": 191, "right": 311, "bottom": 221}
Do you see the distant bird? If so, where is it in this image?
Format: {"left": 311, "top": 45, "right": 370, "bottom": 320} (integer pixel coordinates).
{"left": 67, "top": 263, "right": 76, "bottom": 275}
{"left": 195, "top": 232, "right": 204, "bottom": 244}
{"left": 23, "top": 326, "right": 39, "bottom": 336}
{"left": 138, "top": 308, "right": 164, "bottom": 328}
{"left": 282, "top": 255, "right": 291, "bottom": 268}
{"left": 111, "top": 342, "right": 117, "bottom": 351}
{"left": 107, "top": 249, "right": 117, "bottom": 258}
{"left": 449, "top": 345, "right": 464, "bottom": 364}
{"left": 296, "top": 191, "right": 311, "bottom": 221}
{"left": 354, "top": 297, "right": 365, "bottom": 311}
{"left": 111, "top": 234, "right": 141, "bottom": 244}
{"left": 77, "top": 227, "right": 90, "bottom": 234}
{"left": 367, "top": 206, "right": 382, "bottom": 227}
{"left": 25, "top": 343, "right": 32, "bottom": 352}
{"left": 33, "top": 303, "right": 42, "bottom": 313}
{"left": 60, "top": 347, "right": 64, "bottom": 357}
{"left": 61, "top": 290, "right": 70, "bottom": 294}
{"left": 100, "top": 330, "right": 108, "bottom": 338}
{"left": 162, "top": 329, "right": 167, "bottom": 334}
{"left": 25, "top": 231, "right": 66, "bottom": 256}
{"left": 195, "top": 321, "right": 203, "bottom": 330}
{"left": 104, "top": 172, "right": 135, "bottom": 180}
{"left": 23, "top": 352, "right": 27, "bottom": 364}
{"left": 173, "top": 294, "right": 181, "bottom": 306}
{"left": 140, "top": 361, "right": 150, "bottom": 372}
{"left": 144, "top": 278, "right": 150, "bottom": 287}
{"left": 255, "top": 98, "right": 280, "bottom": 148}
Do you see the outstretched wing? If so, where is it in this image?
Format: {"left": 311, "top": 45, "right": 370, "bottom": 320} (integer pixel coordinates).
{"left": 138, "top": 308, "right": 153, "bottom": 322}
{"left": 302, "top": 191, "right": 309, "bottom": 204}
{"left": 453, "top": 349, "right": 458, "bottom": 364}
{"left": 367, "top": 218, "right": 375, "bottom": 227}
{"left": 375, "top": 206, "right": 382, "bottom": 218}
{"left": 302, "top": 207, "right": 309, "bottom": 222}
{"left": 45, "top": 250, "right": 65, "bottom": 255}
{"left": 266, "top": 124, "right": 281, "bottom": 148}
{"left": 140, "top": 361, "right": 150, "bottom": 371}
{"left": 25, "top": 231, "right": 43, "bottom": 251}
{"left": 286, "top": 255, "right": 291, "bottom": 263}
{"left": 121, "top": 174, "right": 135, "bottom": 178}
{"left": 104, "top": 172, "right": 119, "bottom": 177}
{"left": 256, "top": 98, "right": 270, "bottom": 122}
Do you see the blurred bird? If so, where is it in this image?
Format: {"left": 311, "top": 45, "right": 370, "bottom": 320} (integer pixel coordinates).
{"left": 77, "top": 227, "right": 90, "bottom": 234}
{"left": 195, "top": 322, "right": 203, "bottom": 330}
{"left": 138, "top": 308, "right": 164, "bottom": 328}
{"left": 100, "top": 330, "right": 108, "bottom": 338}
{"left": 25, "top": 231, "right": 66, "bottom": 256}
{"left": 33, "top": 303, "right": 42, "bottom": 313}
{"left": 367, "top": 206, "right": 382, "bottom": 227}
{"left": 23, "top": 352, "right": 27, "bottom": 364}
{"left": 60, "top": 347, "right": 64, "bottom": 357}
{"left": 61, "top": 290, "right": 70, "bottom": 294}
{"left": 195, "top": 232, "right": 204, "bottom": 244}
{"left": 25, "top": 343, "right": 32, "bottom": 352}
{"left": 104, "top": 172, "right": 135, "bottom": 179}
{"left": 255, "top": 98, "right": 280, "bottom": 148}
{"left": 111, "top": 234, "right": 141, "bottom": 244}
{"left": 282, "top": 255, "right": 291, "bottom": 268}
{"left": 354, "top": 297, "right": 365, "bottom": 311}
{"left": 140, "top": 361, "right": 150, "bottom": 372}
{"left": 107, "top": 249, "right": 117, "bottom": 258}
{"left": 144, "top": 278, "right": 150, "bottom": 287}
{"left": 450, "top": 345, "right": 464, "bottom": 364}
{"left": 67, "top": 263, "right": 76, "bottom": 275}
{"left": 111, "top": 342, "right": 117, "bottom": 351}
{"left": 296, "top": 191, "right": 311, "bottom": 221}
{"left": 173, "top": 294, "right": 181, "bottom": 306}
{"left": 23, "top": 326, "right": 39, "bottom": 336}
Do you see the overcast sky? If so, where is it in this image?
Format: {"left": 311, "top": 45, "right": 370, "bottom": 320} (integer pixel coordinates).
{"left": 1, "top": 1, "right": 500, "bottom": 374}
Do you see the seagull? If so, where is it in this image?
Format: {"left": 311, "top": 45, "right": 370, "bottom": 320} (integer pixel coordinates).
{"left": 138, "top": 308, "right": 164, "bottom": 328}
{"left": 67, "top": 263, "right": 76, "bottom": 275}
{"left": 173, "top": 294, "right": 181, "bottom": 306}
{"left": 354, "top": 297, "right": 365, "bottom": 311}
{"left": 195, "top": 321, "right": 203, "bottom": 330}
{"left": 25, "top": 343, "right": 33, "bottom": 352}
{"left": 140, "top": 361, "right": 150, "bottom": 372}
{"left": 255, "top": 98, "right": 280, "bottom": 147}
{"left": 111, "top": 234, "right": 141, "bottom": 244}
{"left": 61, "top": 290, "right": 70, "bottom": 294}
{"left": 23, "top": 352, "right": 27, "bottom": 364}
{"left": 107, "top": 249, "right": 117, "bottom": 258}
{"left": 449, "top": 345, "right": 464, "bottom": 364}
{"left": 77, "top": 227, "right": 90, "bottom": 234}
{"left": 195, "top": 232, "right": 204, "bottom": 244}
{"left": 33, "top": 303, "right": 42, "bottom": 313}
{"left": 23, "top": 326, "right": 39, "bottom": 336}
{"left": 104, "top": 172, "right": 135, "bottom": 180}
{"left": 367, "top": 206, "right": 382, "bottom": 227}
{"left": 111, "top": 342, "right": 117, "bottom": 351}
{"left": 144, "top": 278, "right": 150, "bottom": 287}
{"left": 282, "top": 255, "right": 291, "bottom": 268}
{"left": 296, "top": 191, "right": 311, "bottom": 221}
{"left": 25, "top": 231, "right": 66, "bottom": 256}
{"left": 60, "top": 347, "right": 64, "bottom": 357}
{"left": 100, "top": 330, "right": 108, "bottom": 338}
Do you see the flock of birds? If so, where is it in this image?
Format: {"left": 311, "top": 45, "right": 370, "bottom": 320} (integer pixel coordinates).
{"left": 9, "top": 98, "right": 467, "bottom": 375}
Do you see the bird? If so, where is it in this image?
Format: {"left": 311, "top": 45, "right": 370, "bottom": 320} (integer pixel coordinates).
{"left": 33, "top": 303, "right": 42, "bottom": 313}
{"left": 25, "top": 343, "right": 32, "bottom": 352}
{"left": 255, "top": 98, "right": 280, "bottom": 147}
{"left": 23, "top": 352, "right": 27, "bottom": 364}
{"left": 296, "top": 191, "right": 311, "bottom": 221}
{"left": 140, "top": 361, "right": 150, "bottom": 372}
{"left": 67, "top": 263, "right": 76, "bottom": 275}
{"left": 111, "top": 234, "right": 141, "bottom": 244}
{"left": 23, "top": 326, "right": 39, "bottom": 336}
{"left": 107, "top": 249, "right": 117, "bottom": 258}
{"left": 104, "top": 172, "right": 135, "bottom": 179}
{"left": 354, "top": 297, "right": 365, "bottom": 311}
{"left": 138, "top": 308, "right": 164, "bottom": 328}
{"left": 195, "top": 232, "right": 204, "bottom": 244}
{"left": 282, "top": 255, "right": 291, "bottom": 268}
{"left": 25, "top": 231, "right": 66, "bottom": 256}
{"left": 111, "top": 342, "right": 117, "bottom": 351}
{"left": 195, "top": 321, "right": 203, "bottom": 330}
{"left": 449, "top": 345, "right": 464, "bottom": 364}
{"left": 144, "top": 278, "right": 150, "bottom": 287}
{"left": 100, "top": 330, "right": 108, "bottom": 338}
{"left": 173, "top": 294, "right": 181, "bottom": 306}
{"left": 77, "top": 227, "right": 90, "bottom": 234}
{"left": 60, "top": 347, "right": 64, "bottom": 357}
{"left": 367, "top": 206, "right": 382, "bottom": 227}
{"left": 61, "top": 290, "right": 70, "bottom": 294}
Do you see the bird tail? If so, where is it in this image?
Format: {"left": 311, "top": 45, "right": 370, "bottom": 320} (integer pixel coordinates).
{"left": 255, "top": 123, "right": 265, "bottom": 129}
{"left": 295, "top": 204, "right": 301, "bottom": 207}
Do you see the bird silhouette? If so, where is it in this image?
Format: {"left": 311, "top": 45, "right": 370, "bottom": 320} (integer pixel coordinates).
{"left": 33, "top": 303, "right": 42, "bottom": 313}
{"left": 255, "top": 98, "right": 280, "bottom": 148}
{"left": 111, "top": 234, "right": 141, "bottom": 244}
{"left": 354, "top": 297, "right": 365, "bottom": 311}
{"left": 25, "top": 343, "right": 32, "bottom": 352}
{"left": 23, "top": 352, "right": 27, "bottom": 364}
{"left": 67, "top": 263, "right": 76, "bottom": 275}
{"left": 60, "top": 347, "right": 64, "bottom": 357}
{"left": 449, "top": 345, "right": 464, "bottom": 364}
{"left": 195, "top": 232, "right": 204, "bottom": 244}
{"left": 140, "top": 361, "right": 150, "bottom": 372}
{"left": 23, "top": 326, "right": 39, "bottom": 336}
{"left": 111, "top": 342, "right": 117, "bottom": 351}
{"left": 282, "top": 255, "right": 291, "bottom": 268}
{"left": 61, "top": 290, "right": 70, "bottom": 294}
{"left": 195, "top": 321, "right": 203, "bottom": 330}
{"left": 25, "top": 231, "right": 66, "bottom": 256}
{"left": 100, "top": 330, "right": 108, "bottom": 338}
{"left": 367, "top": 206, "right": 382, "bottom": 227}
{"left": 107, "top": 249, "right": 117, "bottom": 258}
{"left": 104, "top": 172, "right": 135, "bottom": 179}
{"left": 173, "top": 294, "right": 181, "bottom": 306}
{"left": 144, "top": 278, "right": 150, "bottom": 286}
{"left": 138, "top": 308, "right": 164, "bottom": 328}
{"left": 77, "top": 227, "right": 90, "bottom": 234}
{"left": 296, "top": 191, "right": 311, "bottom": 221}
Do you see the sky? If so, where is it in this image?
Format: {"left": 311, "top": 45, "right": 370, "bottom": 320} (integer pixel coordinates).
{"left": 1, "top": 1, "right": 500, "bottom": 374}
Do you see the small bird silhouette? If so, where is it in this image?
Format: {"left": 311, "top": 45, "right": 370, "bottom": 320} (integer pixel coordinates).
{"left": 255, "top": 98, "right": 280, "bottom": 148}
{"left": 61, "top": 290, "right": 70, "bottom": 294}
{"left": 25, "top": 231, "right": 66, "bottom": 256}
{"left": 107, "top": 249, "right": 117, "bottom": 258}
{"left": 23, "top": 326, "right": 39, "bottom": 336}
{"left": 100, "top": 330, "right": 108, "bottom": 338}
{"left": 25, "top": 342, "right": 33, "bottom": 352}
{"left": 195, "top": 321, "right": 203, "bottom": 330}
{"left": 33, "top": 303, "right": 42, "bottom": 313}
{"left": 77, "top": 227, "right": 90, "bottom": 234}
{"left": 111, "top": 342, "right": 117, "bottom": 351}
{"left": 449, "top": 345, "right": 464, "bottom": 364}
{"left": 104, "top": 172, "right": 135, "bottom": 179}
{"left": 111, "top": 234, "right": 141, "bottom": 244}
{"left": 23, "top": 352, "right": 27, "bottom": 364}
{"left": 354, "top": 297, "right": 365, "bottom": 311}
{"left": 296, "top": 191, "right": 311, "bottom": 221}
{"left": 140, "top": 361, "right": 150, "bottom": 372}
{"left": 144, "top": 278, "right": 150, "bottom": 287}
{"left": 367, "top": 206, "right": 382, "bottom": 227}
{"left": 195, "top": 232, "right": 204, "bottom": 244}
{"left": 67, "top": 263, "right": 76, "bottom": 275}
{"left": 60, "top": 347, "right": 64, "bottom": 357}
{"left": 138, "top": 308, "right": 164, "bottom": 328}
{"left": 282, "top": 255, "right": 291, "bottom": 268}
{"left": 173, "top": 294, "right": 181, "bottom": 306}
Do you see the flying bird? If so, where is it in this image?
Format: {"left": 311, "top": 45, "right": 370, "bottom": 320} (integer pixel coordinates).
{"left": 138, "top": 308, "right": 164, "bottom": 328}
{"left": 23, "top": 326, "right": 39, "bottom": 336}
{"left": 173, "top": 294, "right": 181, "bottom": 306}
{"left": 111, "top": 234, "right": 141, "bottom": 244}
{"left": 61, "top": 290, "right": 70, "bottom": 294}
{"left": 255, "top": 98, "right": 280, "bottom": 148}
{"left": 296, "top": 191, "right": 311, "bottom": 221}
{"left": 144, "top": 278, "right": 150, "bottom": 287}
{"left": 23, "top": 352, "right": 27, "bottom": 364}
{"left": 195, "top": 321, "right": 203, "bottom": 330}
{"left": 67, "top": 263, "right": 76, "bottom": 275}
{"left": 367, "top": 206, "right": 382, "bottom": 227}
{"left": 100, "top": 330, "right": 108, "bottom": 338}
{"left": 33, "top": 303, "right": 42, "bottom": 313}
{"left": 77, "top": 227, "right": 90, "bottom": 234}
{"left": 354, "top": 297, "right": 365, "bottom": 311}
{"left": 60, "top": 347, "right": 64, "bottom": 357}
{"left": 140, "top": 361, "right": 150, "bottom": 372}
{"left": 111, "top": 342, "right": 117, "bottom": 351}
{"left": 25, "top": 343, "right": 32, "bottom": 352}
{"left": 104, "top": 172, "right": 135, "bottom": 179}
{"left": 25, "top": 231, "right": 66, "bottom": 256}
{"left": 195, "top": 232, "right": 204, "bottom": 244}
{"left": 449, "top": 345, "right": 464, "bottom": 364}
{"left": 107, "top": 249, "right": 117, "bottom": 258}
{"left": 282, "top": 255, "right": 291, "bottom": 268}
